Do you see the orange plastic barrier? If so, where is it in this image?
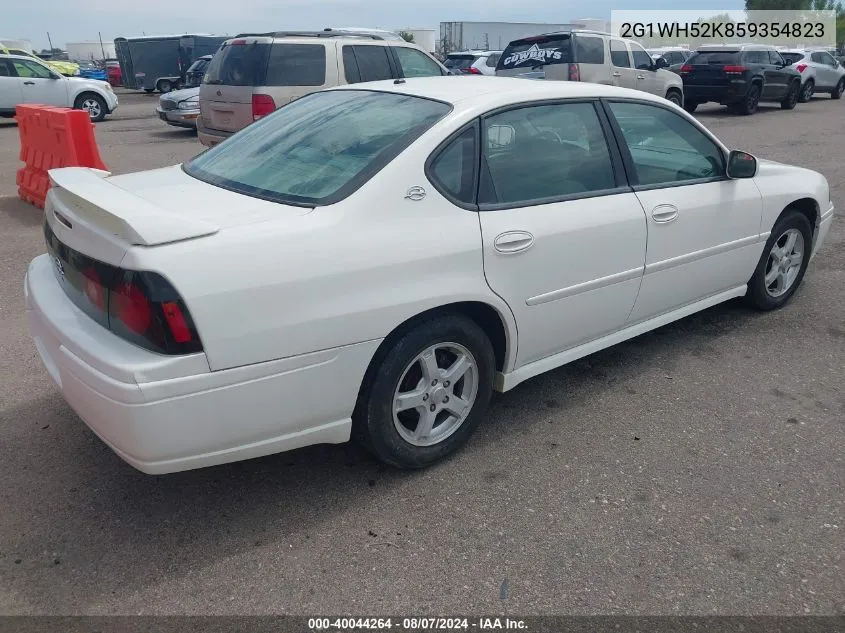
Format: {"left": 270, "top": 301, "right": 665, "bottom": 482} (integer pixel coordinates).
{"left": 15, "top": 105, "right": 107, "bottom": 209}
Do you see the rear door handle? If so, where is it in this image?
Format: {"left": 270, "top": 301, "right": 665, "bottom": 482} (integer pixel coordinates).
{"left": 637, "top": 74, "right": 646, "bottom": 79}
{"left": 23, "top": 81, "right": 35, "bottom": 85}
{"left": 612, "top": 72, "right": 622, "bottom": 77}
{"left": 494, "top": 231, "right": 535, "bottom": 254}
{"left": 651, "top": 204, "right": 679, "bottom": 223}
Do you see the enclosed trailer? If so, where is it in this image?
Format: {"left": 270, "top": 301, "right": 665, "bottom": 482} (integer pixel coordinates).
{"left": 114, "top": 34, "right": 227, "bottom": 92}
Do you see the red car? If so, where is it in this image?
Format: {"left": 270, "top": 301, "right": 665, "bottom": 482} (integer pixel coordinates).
{"left": 105, "top": 60, "right": 122, "bottom": 87}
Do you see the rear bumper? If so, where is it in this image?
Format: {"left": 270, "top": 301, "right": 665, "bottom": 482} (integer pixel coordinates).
{"left": 25, "top": 254, "right": 380, "bottom": 474}
{"left": 683, "top": 81, "right": 748, "bottom": 103}
{"left": 197, "top": 117, "right": 232, "bottom": 147}
{"left": 156, "top": 106, "right": 200, "bottom": 128}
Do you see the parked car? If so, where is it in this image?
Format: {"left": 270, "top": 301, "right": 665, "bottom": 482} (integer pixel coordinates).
{"left": 75, "top": 60, "right": 108, "bottom": 81}
{"left": 156, "top": 86, "right": 200, "bottom": 129}
{"left": 198, "top": 30, "right": 449, "bottom": 147}
{"left": 778, "top": 49, "right": 845, "bottom": 102}
{"left": 648, "top": 47, "right": 691, "bottom": 66}
{"left": 0, "top": 53, "right": 118, "bottom": 121}
{"left": 679, "top": 44, "right": 802, "bottom": 115}
{"left": 105, "top": 59, "right": 122, "bottom": 87}
{"left": 183, "top": 55, "right": 213, "bottom": 88}
{"left": 495, "top": 30, "right": 685, "bottom": 107}
{"left": 0, "top": 44, "right": 80, "bottom": 76}
{"left": 443, "top": 50, "right": 502, "bottom": 75}
{"left": 26, "top": 77, "right": 832, "bottom": 474}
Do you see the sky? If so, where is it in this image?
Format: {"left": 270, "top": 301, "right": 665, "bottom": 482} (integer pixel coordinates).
{"left": 5, "top": 0, "right": 744, "bottom": 51}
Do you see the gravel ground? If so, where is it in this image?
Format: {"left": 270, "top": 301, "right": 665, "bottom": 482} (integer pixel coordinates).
{"left": 0, "top": 88, "right": 842, "bottom": 616}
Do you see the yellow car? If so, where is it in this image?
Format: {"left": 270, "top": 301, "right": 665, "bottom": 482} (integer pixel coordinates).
{"left": 0, "top": 45, "right": 79, "bottom": 76}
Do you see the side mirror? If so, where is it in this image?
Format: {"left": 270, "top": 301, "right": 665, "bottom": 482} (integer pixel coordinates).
{"left": 655, "top": 57, "right": 669, "bottom": 69}
{"left": 727, "top": 150, "right": 757, "bottom": 179}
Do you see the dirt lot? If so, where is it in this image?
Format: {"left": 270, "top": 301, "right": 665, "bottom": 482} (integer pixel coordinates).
{"left": 0, "top": 89, "right": 843, "bottom": 615}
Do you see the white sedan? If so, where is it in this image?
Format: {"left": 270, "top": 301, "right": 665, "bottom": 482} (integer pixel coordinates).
{"left": 25, "top": 77, "right": 834, "bottom": 474}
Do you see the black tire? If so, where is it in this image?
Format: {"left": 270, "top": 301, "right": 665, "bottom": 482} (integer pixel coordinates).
{"left": 781, "top": 80, "right": 800, "bottom": 109}
{"left": 744, "top": 209, "right": 813, "bottom": 311}
{"left": 157, "top": 79, "right": 173, "bottom": 93}
{"left": 831, "top": 78, "right": 844, "bottom": 99}
{"left": 73, "top": 93, "right": 107, "bottom": 122}
{"left": 144, "top": 88, "right": 155, "bottom": 94}
{"left": 799, "top": 79, "right": 814, "bottom": 103}
{"left": 666, "top": 89, "right": 683, "bottom": 108}
{"left": 353, "top": 315, "right": 495, "bottom": 469}
{"left": 683, "top": 101, "right": 699, "bottom": 113}
{"left": 737, "top": 83, "right": 761, "bottom": 115}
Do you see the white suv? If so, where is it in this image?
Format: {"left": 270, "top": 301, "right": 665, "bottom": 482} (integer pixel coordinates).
{"left": 779, "top": 49, "right": 845, "bottom": 101}
{"left": 0, "top": 53, "right": 118, "bottom": 121}
{"left": 496, "top": 30, "right": 684, "bottom": 107}
{"left": 444, "top": 50, "right": 502, "bottom": 75}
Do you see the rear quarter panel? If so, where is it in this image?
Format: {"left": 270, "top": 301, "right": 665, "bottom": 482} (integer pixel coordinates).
{"left": 121, "top": 113, "right": 517, "bottom": 373}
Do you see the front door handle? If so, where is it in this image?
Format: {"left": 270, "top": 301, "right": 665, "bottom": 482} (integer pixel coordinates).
{"left": 23, "top": 81, "right": 35, "bottom": 85}
{"left": 636, "top": 74, "right": 646, "bottom": 80}
{"left": 494, "top": 231, "right": 535, "bottom": 254}
{"left": 612, "top": 71, "right": 622, "bottom": 77}
{"left": 651, "top": 204, "right": 679, "bottom": 223}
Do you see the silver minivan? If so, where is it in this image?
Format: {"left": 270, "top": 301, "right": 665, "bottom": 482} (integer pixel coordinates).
{"left": 495, "top": 30, "right": 684, "bottom": 107}
{"left": 198, "top": 30, "right": 449, "bottom": 146}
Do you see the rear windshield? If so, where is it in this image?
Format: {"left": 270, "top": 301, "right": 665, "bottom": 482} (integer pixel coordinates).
{"left": 497, "top": 35, "right": 573, "bottom": 70}
{"left": 203, "top": 41, "right": 326, "bottom": 86}
{"left": 687, "top": 50, "right": 740, "bottom": 65}
{"left": 780, "top": 52, "right": 804, "bottom": 64}
{"left": 444, "top": 55, "right": 476, "bottom": 70}
{"left": 184, "top": 90, "right": 451, "bottom": 207}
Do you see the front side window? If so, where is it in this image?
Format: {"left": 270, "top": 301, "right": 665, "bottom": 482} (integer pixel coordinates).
{"left": 768, "top": 50, "right": 785, "bottom": 65}
{"left": 185, "top": 90, "right": 450, "bottom": 206}
{"left": 12, "top": 59, "right": 54, "bottom": 79}
{"left": 744, "top": 50, "right": 768, "bottom": 64}
{"left": 394, "top": 46, "right": 443, "bottom": 78}
{"left": 264, "top": 44, "right": 326, "bottom": 86}
{"left": 630, "top": 44, "right": 653, "bottom": 70}
{"left": 610, "top": 40, "right": 630, "bottom": 68}
{"left": 608, "top": 101, "right": 725, "bottom": 186}
{"left": 428, "top": 125, "right": 477, "bottom": 204}
{"left": 480, "top": 102, "right": 616, "bottom": 205}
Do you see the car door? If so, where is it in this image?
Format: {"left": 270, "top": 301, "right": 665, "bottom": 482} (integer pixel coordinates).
{"left": 604, "top": 100, "right": 763, "bottom": 322}
{"left": 610, "top": 39, "right": 637, "bottom": 89}
{"left": 475, "top": 100, "right": 648, "bottom": 368}
{"left": 11, "top": 59, "right": 68, "bottom": 106}
{"left": 762, "top": 50, "right": 790, "bottom": 99}
{"left": 811, "top": 52, "right": 836, "bottom": 88}
{"left": 0, "top": 60, "right": 24, "bottom": 111}
{"left": 630, "top": 42, "right": 662, "bottom": 96}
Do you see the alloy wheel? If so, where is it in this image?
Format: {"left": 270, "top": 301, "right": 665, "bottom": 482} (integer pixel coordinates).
{"left": 765, "top": 228, "right": 805, "bottom": 298}
{"left": 392, "top": 342, "right": 479, "bottom": 447}
{"left": 81, "top": 98, "right": 102, "bottom": 120}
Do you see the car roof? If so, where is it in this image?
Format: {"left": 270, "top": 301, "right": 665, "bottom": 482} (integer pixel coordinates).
{"left": 333, "top": 76, "right": 669, "bottom": 109}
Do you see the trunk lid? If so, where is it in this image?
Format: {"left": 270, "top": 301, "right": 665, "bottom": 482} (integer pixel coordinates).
{"left": 199, "top": 84, "right": 255, "bottom": 133}
{"left": 45, "top": 167, "right": 310, "bottom": 266}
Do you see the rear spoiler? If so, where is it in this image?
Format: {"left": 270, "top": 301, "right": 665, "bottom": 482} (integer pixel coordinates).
{"left": 48, "top": 167, "right": 219, "bottom": 246}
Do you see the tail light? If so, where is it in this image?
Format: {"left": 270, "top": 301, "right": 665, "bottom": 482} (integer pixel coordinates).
{"left": 680, "top": 64, "right": 693, "bottom": 74}
{"left": 568, "top": 63, "right": 581, "bottom": 81}
{"left": 796, "top": 63, "right": 807, "bottom": 73}
{"left": 467, "top": 67, "right": 482, "bottom": 74}
{"left": 45, "top": 218, "right": 203, "bottom": 355}
{"left": 252, "top": 93, "right": 276, "bottom": 120}
{"left": 723, "top": 65, "right": 747, "bottom": 75}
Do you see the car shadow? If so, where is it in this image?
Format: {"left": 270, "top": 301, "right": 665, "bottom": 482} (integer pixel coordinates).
{"left": 1, "top": 296, "right": 761, "bottom": 611}
{"left": 694, "top": 104, "right": 786, "bottom": 119}
{"left": 0, "top": 195, "right": 44, "bottom": 228}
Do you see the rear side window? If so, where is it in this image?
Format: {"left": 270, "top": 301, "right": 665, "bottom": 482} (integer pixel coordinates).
{"left": 429, "top": 125, "right": 478, "bottom": 205}
{"left": 184, "top": 90, "right": 451, "bottom": 207}
{"left": 394, "top": 46, "right": 443, "bottom": 78}
{"left": 688, "top": 51, "right": 740, "bottom": 65}
{"left": 342, "top": 45, "right": 394, "bottom": 83}
{"left": 743, "top": 50, "right": 768, "bottom": 64}
{"left": 610, "top": 40, "right": 630, "bottom": 67}
{"left": 498, "top": 36, "right": 573, "bottom": 70}
{"left": 0, "top": 60, "right": 11, "bottom": 76}
{"left": 264, "top": 44, "right": 326, "bottom": 86}
{"left": 204, "top": 42, "right": 270, "bottom": 86}
{"left": 444, "top": 55, "right": 475, "bottom": 70}
{"left": 780, "top": 52, "right": 804, "bottom": 64}
{"left": 575, "top": 36, "right": 605, "bottom": 64}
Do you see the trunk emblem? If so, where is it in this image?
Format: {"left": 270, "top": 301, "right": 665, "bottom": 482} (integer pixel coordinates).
{"left": 53, "top": 257, "right": 65, "bottom": 278}
{"left": 405, "top": 186, "right": 427, "bottom": 201}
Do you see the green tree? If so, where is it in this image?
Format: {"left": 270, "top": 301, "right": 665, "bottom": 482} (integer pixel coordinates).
{"left": 399, "top": 31, "right": 415, "bottom": 43}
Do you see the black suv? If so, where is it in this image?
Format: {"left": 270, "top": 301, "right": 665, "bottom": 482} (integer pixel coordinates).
{"left": 680, "top": 45, "right": 801, "bottom": 115}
